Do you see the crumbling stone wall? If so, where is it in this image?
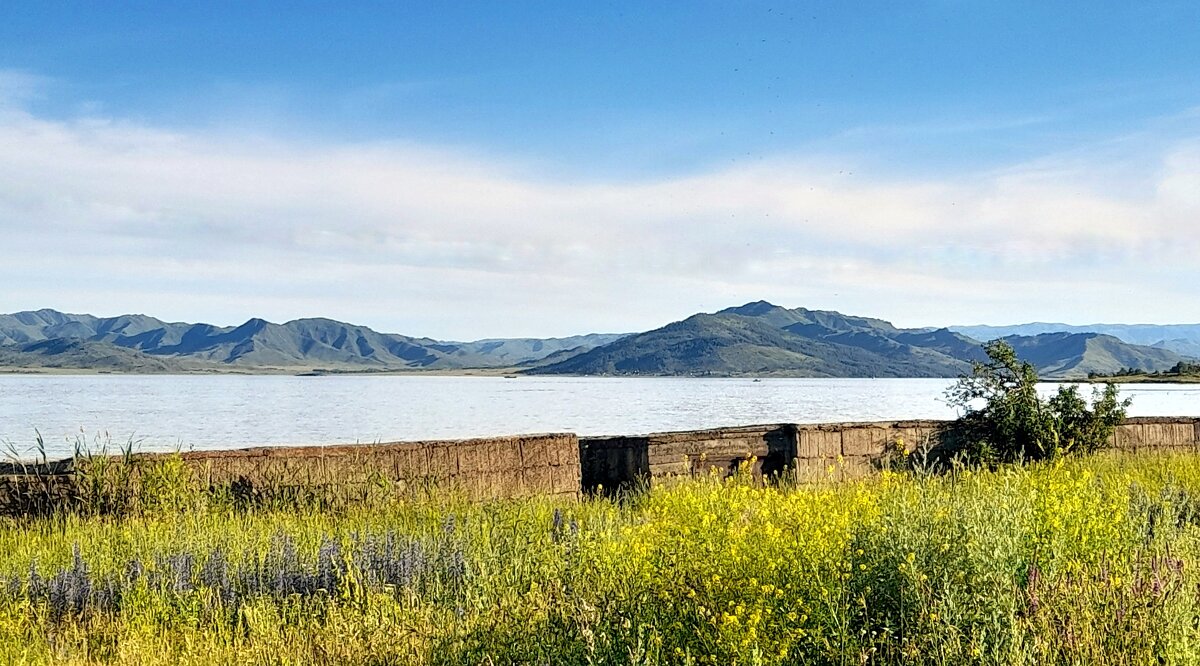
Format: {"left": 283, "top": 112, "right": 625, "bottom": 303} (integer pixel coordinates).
{"left": 1110, "top": 417, "right": 1200, "bottom": 452}
{"left": 174, "top": 433, "right": 581, "bottom": 500}
{"left": 794, "top": 420, "right": 943, "bottom": 481}
{"left": 579, "top": 417, "right": 1200, "bottom": 490}
{"left": 0, "top": 433, "right": 580, "bottom": 515}
{"left": 4, "top": 418, "right": 1200, "bottom": 515}
{"left": 579, "top": 424, "right": 795, "bottom": 493}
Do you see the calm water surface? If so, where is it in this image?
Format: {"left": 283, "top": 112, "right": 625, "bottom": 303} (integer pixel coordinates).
{"left": 0, "top": 375, "right": 1196, "bottom": 459}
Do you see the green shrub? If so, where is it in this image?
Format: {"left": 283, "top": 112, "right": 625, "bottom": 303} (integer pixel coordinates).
{"left": 1171, "top": 361, "right": 1200, "bottom": 376}
{"left": 945, "top": 340, "right": 1131, "bottom": 463}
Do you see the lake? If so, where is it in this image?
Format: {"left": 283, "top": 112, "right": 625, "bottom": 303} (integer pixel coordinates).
{"left": 0, "top": 374, "right": 1196, "bottom": 459}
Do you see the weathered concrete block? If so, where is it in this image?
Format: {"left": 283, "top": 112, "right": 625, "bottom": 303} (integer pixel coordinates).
{"left": 1114, "top": 424, "right": 1144, "bottom": 451}
{"left": 839, "top": 457, "right": 875, "bottom": 481}
{"left": 792, "top": 459, "right": 832, "bottom": 484}
{"left": 712, "top": 436, "right": 757, "bottom": 452}
{"left": 427, "top": 444, "right": 458, "bottom": 477}
{"left": 841, "top": 427, "right": 890, "bottom": 458}
{"left": 523, "top": 466, "right": 554, "bottom": 494}
{"left": 798, "top": 429, "right": 842, "bottom": 460}
{"left": 455, "top": 443, "right": 487, "bottom": 474}
{"left": 649, "top": 460, "right": 690, "bottom": 478}
{"left": 1105, "top": 429, "right": 1119, "bottom": 450}
{"left": 552, "top": 437, "right": 580, "bottom": 467}
{"left": 1141, "top": 424, "right": 1168, "bottom": 449}
{"left": 499, "top": 469, "right": 526, "bottom": 497}
{"left": 1159, "top": 423, "right": 1195, "bottom": 448}
{"left": 1114, "top": 419, "right": 1200, "bottom": 452}
{"left": 639, "top": 428, "right": 778, "bottom": 464}
{"left": 467, "top": 470, "right": 520, "bottom": 498}
{"left": 897, "top": 426, "right": 938, "bottom": 454}
{"left": 387, "top": 450, "right": 410, "bottom": 480}
{"left": 651, "top": 441, "right": 701, "bottom": 459}
{"left": 649, "top": 443, "right": 764, "bottom": 466}
{"left": 405, "top": 447, "right": 432, "bottom": 477}
{"left": 521, "top": 438, "right": 554, "bottom": 467}
{"left": 487, "top": 440, "right": 523, "bottom": 470}
{"left": 551, "top": 465, "right": 580, "bottom": 495}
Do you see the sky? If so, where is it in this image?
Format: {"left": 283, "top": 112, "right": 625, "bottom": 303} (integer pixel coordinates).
{"left": 1, "top": 1, "right": 1198, "bottom": 339}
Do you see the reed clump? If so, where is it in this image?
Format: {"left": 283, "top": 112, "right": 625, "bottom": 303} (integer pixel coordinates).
{"left": 3, "top": 452, "right": 1200, "bottom": 664}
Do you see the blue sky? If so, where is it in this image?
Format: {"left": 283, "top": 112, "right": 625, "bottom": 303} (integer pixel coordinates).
{"left": 1, "top": 2, "right": 1199, "bottom": 337}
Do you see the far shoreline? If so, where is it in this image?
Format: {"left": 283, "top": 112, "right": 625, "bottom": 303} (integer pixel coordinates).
{"left": 1066, "top": 374, "right": 1200, "bottom": 385}
{"left": 3, "top": 367, "right": 1200, "bottom": 383}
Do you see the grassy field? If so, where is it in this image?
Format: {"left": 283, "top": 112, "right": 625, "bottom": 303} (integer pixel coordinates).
{"left": 4, "top": 454, "right": 1200, "bottom": 664}
{"left": 1081, "top": 374, "right": 1200, "bottom": 384}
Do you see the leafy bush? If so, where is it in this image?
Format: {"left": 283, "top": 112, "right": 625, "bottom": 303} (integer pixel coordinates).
{"left": 945, "top": 340, "right": 1130, "bottom": 463}
{"left": 1170, "top": 361, "right": 1200, "bottom": 376}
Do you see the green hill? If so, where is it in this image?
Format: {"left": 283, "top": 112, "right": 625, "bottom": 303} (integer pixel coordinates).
{"left": 951, "top": 322, "right": 1200, "bottom": 358}
{"left": 530, "top": 302, "right": 1185, "bottom": 379}
{"left": 528, "top": 302, "right": 975, "bottom": 377}
{"left": 1004, "top": 332, "right": 1184, "bottom": 379}
{"left": 0, "top": 340, "right": 192, "bottom": 373}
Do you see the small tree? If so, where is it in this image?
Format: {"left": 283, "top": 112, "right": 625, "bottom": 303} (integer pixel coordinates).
{"left": 1171, "top": 361, "right": 1200, "bottom": 376}
{"left": 944, "top": 340, "right": 1131, "bottom": 464}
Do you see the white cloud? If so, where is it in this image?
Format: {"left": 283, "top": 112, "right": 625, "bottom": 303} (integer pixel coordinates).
{"left": 0, "top": 89, "right": 1197, "bottom": 337}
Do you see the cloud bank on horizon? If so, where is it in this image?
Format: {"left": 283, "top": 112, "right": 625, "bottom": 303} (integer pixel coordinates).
{"left": 1, "top": 3, "right": 1198, "bottom": 339}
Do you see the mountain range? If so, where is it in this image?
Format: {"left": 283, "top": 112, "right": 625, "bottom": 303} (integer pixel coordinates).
{"left": 528, "top": 302, "right": 1188, "bottom": 379}
{"left": 950, "top": 323, "right": 1200, "bottom": 358}
{"left": 0, "top": 309, "right": 624, "bottom": 373}
{"left": 0, "top": 305, "right": 1194, "bottom": 379}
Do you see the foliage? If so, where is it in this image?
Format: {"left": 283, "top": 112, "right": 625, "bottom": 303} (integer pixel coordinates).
{"left": 945, "top": 340, "right": 1131, "bottom": 463}
{"left": 3, "top": 454, "right": 1200, "bottom": 663}
{"left": 1088, "top": 366, "right": 1145, "bottom": 379}
{"left": 1170, "top": 361, "right": 1200, "bottom": 376}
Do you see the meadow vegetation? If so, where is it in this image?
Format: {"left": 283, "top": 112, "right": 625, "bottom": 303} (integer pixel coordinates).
{"left": 3, "top": 450, "right": 1200, "bottom": 665}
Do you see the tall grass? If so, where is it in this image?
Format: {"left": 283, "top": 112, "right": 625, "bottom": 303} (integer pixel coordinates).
{"left": 3, "top": 452, "right": 1200, "bottom": 664}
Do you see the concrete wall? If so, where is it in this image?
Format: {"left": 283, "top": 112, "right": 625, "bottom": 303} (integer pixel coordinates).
{"left": 793, "top": 420, "right": 943, "bottom": 481}
{"left": 174, "top": 433, "right": 582, "bottom": 500}
{"left": 4, "top": 417, "right": 1200, "bottom": 515}
{"left": 579, "top": 417, "right": 1200, "bottom": 490}
{"left": 1110, "top": 417, "right": 1200, "bottom": 452}
{"left": 0, "top": 433, "right": 580, "bottom": 514}
{"left": 579, "top": 424, "right": 795, "bottom": 493}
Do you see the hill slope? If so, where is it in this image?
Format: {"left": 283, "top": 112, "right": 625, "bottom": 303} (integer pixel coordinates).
{"left": 530, "top": 302, "right": 1184, "bottom": 379}
{"left": 0, "top": 340, "right": 192, "bottom": 373}
{"left": 1005, "top": 333, "right": 1184, "bottom": 378}
{"left": 529, "top": 302, "right": 976, "bottom": 377}
{"left": 952, "top": 322, "right": 1200, "bottom": 358}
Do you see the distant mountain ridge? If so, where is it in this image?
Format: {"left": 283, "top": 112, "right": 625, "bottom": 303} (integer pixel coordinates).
{"left": 0, "top": 309, "right": 626, "bottom": 372}
{"left": 952, "top": 323, "right": 1200, "bottom": 358}
{"left": 529, "top": 301, "right": 1186, "bottom": 379}
{"left": 0, "top": 305, "right": 1190, "bottom": 379}
{"left": 1002, "top": 332, "right": 1185, "bottom": 378}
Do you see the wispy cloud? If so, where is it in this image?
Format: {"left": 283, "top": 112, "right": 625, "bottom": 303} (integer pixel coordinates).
{"left": 0, "top": 70, "right": 51, "bottom": 108}
{"left": 0, "top": 80, "right": 1197, "bottom": 337}
{"left": 838, "top": 113, "right": 1058, "bottom": 139}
